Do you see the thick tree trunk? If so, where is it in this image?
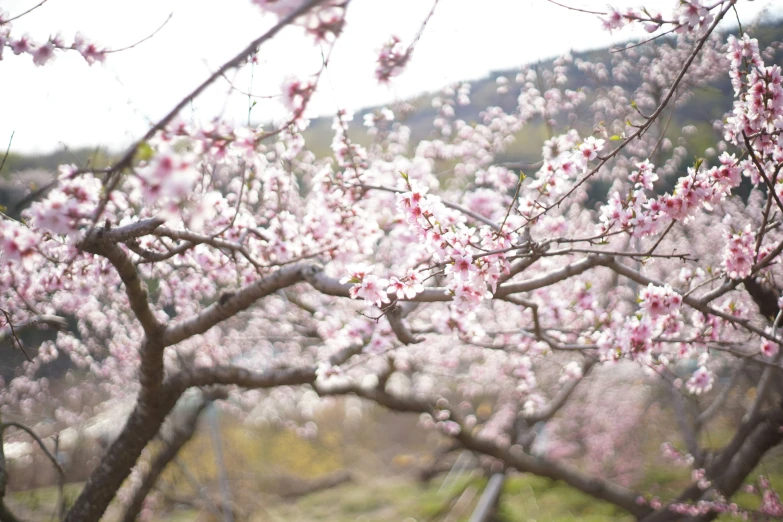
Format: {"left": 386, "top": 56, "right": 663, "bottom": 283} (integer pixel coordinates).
{"left": 120, "top": 398, "right": 211, "bottom": 522}
{"left": 63, "top": 394, "right": 179, "bottom": 522}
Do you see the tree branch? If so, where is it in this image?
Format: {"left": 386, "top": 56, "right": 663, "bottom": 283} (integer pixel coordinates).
{"left": 80, "top": 223, "right": 165, "bottom": 338}
{"left": 318, "top": 381, "right": 651, "bottom": 518}
{"left": 497, "top": 255, "right": 610, "bottom": 297}
{"left": 0, "top": 315, "right": 68, "bottom": 345}
{"left": 386, "top": 303, "right": 424, "bottom": 345}
{"left": 167, "top": 365, "right": 317, "bottom": 393}
{"left": 2, "top": 422, "right": 64, "bottom": 477}
{"left": 606, "top": 258, "right": 782, "bottom": 348}
{"left": 162, "top": 263, "right": 309, "bottom": 346}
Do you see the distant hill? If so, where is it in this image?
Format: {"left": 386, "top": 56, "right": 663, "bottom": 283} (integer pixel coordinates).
{"left": 299, "top": 19, "right": 783, "bottom": 165}
{"left": 3, "top": 19, "right": 783, "bottom": 211}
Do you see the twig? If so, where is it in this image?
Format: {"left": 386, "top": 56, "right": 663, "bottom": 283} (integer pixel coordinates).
{"left": 105, "top": 13, "right": 173, "bottom": 54}
{"left": 3, "top": 422, "right": 65, "bottom": 476}
{"left": 6, "top": 0, "right": 49, "bottom": 22}
{"left": 0, "top": 132, "right": 14, "bottom": 175}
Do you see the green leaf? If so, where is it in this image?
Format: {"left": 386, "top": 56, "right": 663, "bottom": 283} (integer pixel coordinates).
{"left": 610, "top": 135, "right": 623, "bottom": 141}
{"left": 137, "top": 142, "right": 155, "bottom": 162}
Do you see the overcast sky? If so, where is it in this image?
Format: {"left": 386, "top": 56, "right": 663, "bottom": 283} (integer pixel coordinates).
{"left": 2, "top": 0, "right": 781, "bottom": 154}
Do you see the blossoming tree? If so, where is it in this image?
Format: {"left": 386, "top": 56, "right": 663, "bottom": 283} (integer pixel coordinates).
{"left": 1, "top": 0, "right": 782, "bottom": 520}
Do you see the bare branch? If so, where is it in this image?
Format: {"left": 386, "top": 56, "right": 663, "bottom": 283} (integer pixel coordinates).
{"left": 0, "top": 132, "right": 14, "bottom": 176}
{"left": 497, "top": 255, "right": 610, "bottom": 297}
{"left": 386, "top": 304, "right": 424, "bottom": 345}
{"left": 105, "top": 12, "right": 173, "bottom": 54}
{"left": 83, "top": 218, "right": 165, "bottom": 245}
{"left": 5, "top": 0, "right": 49, "bottom": 22}
{"left": 0, "top": 314, "right": 68, "bottom": 345}
{"left": 524, "top": 359, "right": 595, "bottom": 423}
{"left": 163, "top": 263, "right": 309, "bottom": 346}
{"left": 168, "top": 364, "right": 317, "bottom": 393}
{"left": 3, "top": 422, "right": 64, "bottom": 477}
{"left": 81, "top": 229, "right": 164, "bottom": 338}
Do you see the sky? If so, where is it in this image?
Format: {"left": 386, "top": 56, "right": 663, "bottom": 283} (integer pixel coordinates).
{"left": 1, "top": 0, "right": 782, "bottom": 154}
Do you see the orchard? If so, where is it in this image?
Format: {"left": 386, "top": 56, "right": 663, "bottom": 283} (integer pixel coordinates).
{"left": 0, "top": 0, "right": 782, "bottom": 521}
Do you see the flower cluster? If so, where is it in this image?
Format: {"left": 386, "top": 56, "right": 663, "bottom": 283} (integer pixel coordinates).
{"left": 721, "top": 225, "right": 755, "bottom": 280}
{"left": 136, "top": 149, "right": 200, "bottom": 205}
{"left": 639, "top": 284, "right": 682, "bottom": 318}
{"left": 0, "top": 220, "right": 37, "bottom": 263}
{"left": 759, "top": 476, "right": 783, "bottom": 518}
{"left": 25, "top": 166, "right": 103, "bottom": 238}
{"left": 600, "top": 152, "right": 743, "bottom": 239}
{"left": 725, "top": 34, "right": 783, "bottom": 139}
{"left": 393, "top": 180, "right": 514, "bottom": 312}
{"left": 375, "top": 36, "right": 410, "bottom": 84}
{"left": 0, "top": 11, "right": 105, "bottom": 66}
{"left": 519, "top": 132, "right": 605, "bottom": 220}
{"left": 600, "top": 0, "right": 720, "bottom": 36}
{"left": 339, "top": 264, "right": 426, "bottom": 307}
{"left": 685, "top": 366, "right": 713, "bottom": 395}
{"left": 280, "top": 75, "right": 316, "bottom": 118}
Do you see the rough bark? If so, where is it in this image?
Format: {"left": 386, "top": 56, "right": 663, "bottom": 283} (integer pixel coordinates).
{"left": 63, "top": 394, "right": 179, "bottom": 522}
{"left": 120, "top": 397, "right": 213, "bottom": 522}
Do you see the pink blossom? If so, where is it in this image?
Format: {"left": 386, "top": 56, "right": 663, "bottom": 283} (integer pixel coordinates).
{"left": 639, "top": 284, "right": 682, "bottom": 318}
{"left": 629, "top": 160, "right": 658, "bottom": 190}
{"left": 0, "top": 222, "right": 37, "bottom": 262}
{"left": 722, "top": 225, "right": 755, "bottom": 280}
{"left": 577, "top": 136, "right": 605, "bottom": 164}
{"left": 760, "top": 338, "right": 779, "bottom": 359}
{"left": 280, "top": 75, "right": 314, "bottom": 116}
{"left": 73, "top": 32, "right": 105, "bottom": 65}
{"left": 348, "top": 273, "right": 390, "bottom": 307}
{"left": 136, "top": 150, "right": 200, "bottom": 203}
{"left": 31, "top": 41, "right": 55, "bottom": 66}
{"left": 10, "top": 34, "right": 32, "bottom": 55}
{"left": 387, "top": 271, "right": 424, "bottom": 299}
{"left": 686, "top": 366, "right": 714, "bottom": 395}
{"left": 375, "top": 36, "right": 410, "bottom": 83}
{"left": 447, "top": 249, "right": 477, "bottom": 281}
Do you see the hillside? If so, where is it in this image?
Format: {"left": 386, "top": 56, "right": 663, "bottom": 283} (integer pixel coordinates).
{"left": 3, "top": 20, "right": 783, "bottom": 179}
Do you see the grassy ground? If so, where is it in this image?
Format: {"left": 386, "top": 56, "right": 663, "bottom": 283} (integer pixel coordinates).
{"left": 7, "top": 464, "right": 782, "bottom": 522}
{"left": 5, "top": 409, "right": 783, "bottom": 521}
{"left": 6, "top": 473, "right": 633, "bottom": 521}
